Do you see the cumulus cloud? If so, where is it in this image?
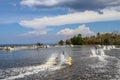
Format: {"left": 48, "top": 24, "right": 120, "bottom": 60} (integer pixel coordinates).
{"left": 57, "top": 24, "right": 95, "bottom": 37}
{"left": 20, "top": 0, "right": 120, "bottom": 11}
{"left": 57, "top": 28, "right": 74, "bottom": 36}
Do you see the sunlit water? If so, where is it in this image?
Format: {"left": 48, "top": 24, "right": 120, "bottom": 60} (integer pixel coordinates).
{"left": 0, "top": 46, "right": 120, "bottom": 80}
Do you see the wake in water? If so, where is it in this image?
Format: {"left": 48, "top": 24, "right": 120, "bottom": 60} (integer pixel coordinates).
{"left": 0, "top": 53, "right": 69, "bottom": 80}
{"left": 89, "top": 46, "right": 108, "bottom": 69}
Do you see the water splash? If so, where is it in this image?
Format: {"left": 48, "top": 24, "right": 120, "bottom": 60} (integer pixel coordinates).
{"left": 99, "top": 49, "right": 105, "bottom": 56}
{"left": 103, "top": 46, "right": 107, "bottom": 50}
{"left": 45, "top": 53, "right": 58, "bottom": 66}
{"left": 59, "top": 53, "right": 68, "bottom": 65}
{"left": 103, "top": 45, "right": 116, "bottom": 50}
{"left": 111, "top": 45, "right": 120, "bottom": 50}
{"left": 0, "top": 53, "right": 67, "bottom": 80}
{"left": 90, "top": 48, "right": 106, "bottom": 61}
{"left": 90, "top": 48, "right": 106, "bottom": 57}
{"left": 112, "top": 45, "right": 116, "bottom": 49}
{"left": 90, "top": 48, "right": 97, "bottom": 57}
{"left": 89, "top": 47, "right": 109, "bottom": 69}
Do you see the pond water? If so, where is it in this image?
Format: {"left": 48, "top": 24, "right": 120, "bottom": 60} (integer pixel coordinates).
{"left": 0, "top": 46, "right": 120, "bottom": 80}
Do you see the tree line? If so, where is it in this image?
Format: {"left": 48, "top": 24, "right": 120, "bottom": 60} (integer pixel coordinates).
{"left": 58, "top": 32, "right": 120, "bottom": 45}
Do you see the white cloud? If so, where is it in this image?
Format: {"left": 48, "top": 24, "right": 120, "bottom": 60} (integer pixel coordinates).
{"left": 57, "top": 28, "right": 74, "bottom": 36}
{"left": 20, "top": 10, "right": 120, "bottom": 28}
{"left": 19, "top": 9, "right": 120, "bottom": 35}
{"left": 57, "top": 24, "right": 95, "bottom": 37}
{"left": 22, "top": 30, "right": 47, "bottom": 36}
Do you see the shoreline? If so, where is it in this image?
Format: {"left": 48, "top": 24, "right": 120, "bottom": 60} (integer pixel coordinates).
{"left": 0, "top": 44, "right": 119, "bottom": 51}
{"left": 0, "top": 45, "right": 38, "bottom": 51}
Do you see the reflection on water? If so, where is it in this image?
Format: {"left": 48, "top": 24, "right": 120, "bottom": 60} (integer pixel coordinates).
{"left": 0, "top": 46, "right": 120, "bottom": 80}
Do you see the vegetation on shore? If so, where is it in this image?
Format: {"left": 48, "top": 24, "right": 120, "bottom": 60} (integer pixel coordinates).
{"left": 58, "top": 32, "right": 120, "bottom": 45}
{"left": 36, "top": 42, "right": 43, "bottom": 46}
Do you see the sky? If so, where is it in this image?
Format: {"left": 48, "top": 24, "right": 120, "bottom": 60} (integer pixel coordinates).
{"left": 0, "top": 0, "right": 120, "bottom": 44}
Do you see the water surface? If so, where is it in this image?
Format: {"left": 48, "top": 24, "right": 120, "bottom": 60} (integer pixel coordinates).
{"left": 0, "top": 46, "right": 120, "bottom": 80}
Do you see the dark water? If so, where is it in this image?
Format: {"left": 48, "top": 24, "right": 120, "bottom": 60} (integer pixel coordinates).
{"left": 0, "top": 46, "right": 120, "bottom": 80}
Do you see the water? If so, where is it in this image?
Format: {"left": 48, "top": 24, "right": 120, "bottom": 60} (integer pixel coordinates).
{"left": 0, "top": 46, "right": 120, "bottom": 80}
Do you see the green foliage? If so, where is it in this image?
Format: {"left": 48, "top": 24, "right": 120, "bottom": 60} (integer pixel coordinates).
{"left": 36, "top": 42, "right": 43, "bottom": 46}
{"left": 83, "top": 32, "right": 120, "bottom": 45}
{"left": 58, "top": 40, "right": 64, "bottom": 45}
{"left": 103, "top": 38, "right": 109, "bottom": 45}
{"left": 58, "top": 32, "right": 120, "bottom": 45}
{"left": 65, "top": 39, "right": 72, "bottom": 45}
{"left": 58, "top": 34, "right": 83, "bottom": 45}
{"left": 70, "top": 34, "right": 83, "bottom": 45}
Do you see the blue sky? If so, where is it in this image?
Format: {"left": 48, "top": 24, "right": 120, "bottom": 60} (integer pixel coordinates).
{"left": 0, "top": 0, "right": 120, "bottom": 44}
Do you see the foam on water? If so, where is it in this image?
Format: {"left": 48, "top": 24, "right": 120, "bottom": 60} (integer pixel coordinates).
{"left": 109, "top": 56, "right": 120, "bottom": 80}
{"left": 90, "top": 51, "right": 120, "bottom": 80}
{"left": 0, "top": 53, "right": 67, "bottom": 80}
{"left": 89, "top": 49, "right": 108, "bottom": 68}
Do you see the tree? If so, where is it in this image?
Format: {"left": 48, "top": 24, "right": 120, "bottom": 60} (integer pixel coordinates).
{"left": 59, "top": 32, "right": 120, "bottom": 45}
{"left": 103, "top": 38, "right": 110, "bottom": 45}
{"left": 97, "top": 32, "right": 100, "bottom": 37}
{"left": 70, "top": 34, "right": 83, "bottom": 45}
{"left": 36, "top": 42, "right": 43, "bottom": 46}
{"left": 65, "top": 39, "right": 72, "bottom": 45}
{"left": 58, "top": 40, "right": 64, "bottom": 45}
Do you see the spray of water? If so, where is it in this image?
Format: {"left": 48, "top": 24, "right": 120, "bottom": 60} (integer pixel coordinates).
{"left": 99, "top": 49, "right": 105, "bottom": 56}
{"left": 103, "top": 46, "right": 107, "bottom": 50}
{"left": 1, "top": 53, "right": 68, "bottom": 80}
{"left": 45, "top": 53, "right": 58, "bottom": 66}
{"left": 59, "top": 53, "right": 68, "bottom": 65}
{"left": 90, "top": 48, "right": 97, "bottom": 57}
{"left": 103, "top": 45, "right": 116, "bottom": 50}
{"left": 90, "top": 48, "right": 106, "bottom": 61}
{"left": 112, "top": 45, "right": 116, "bottom": 49}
